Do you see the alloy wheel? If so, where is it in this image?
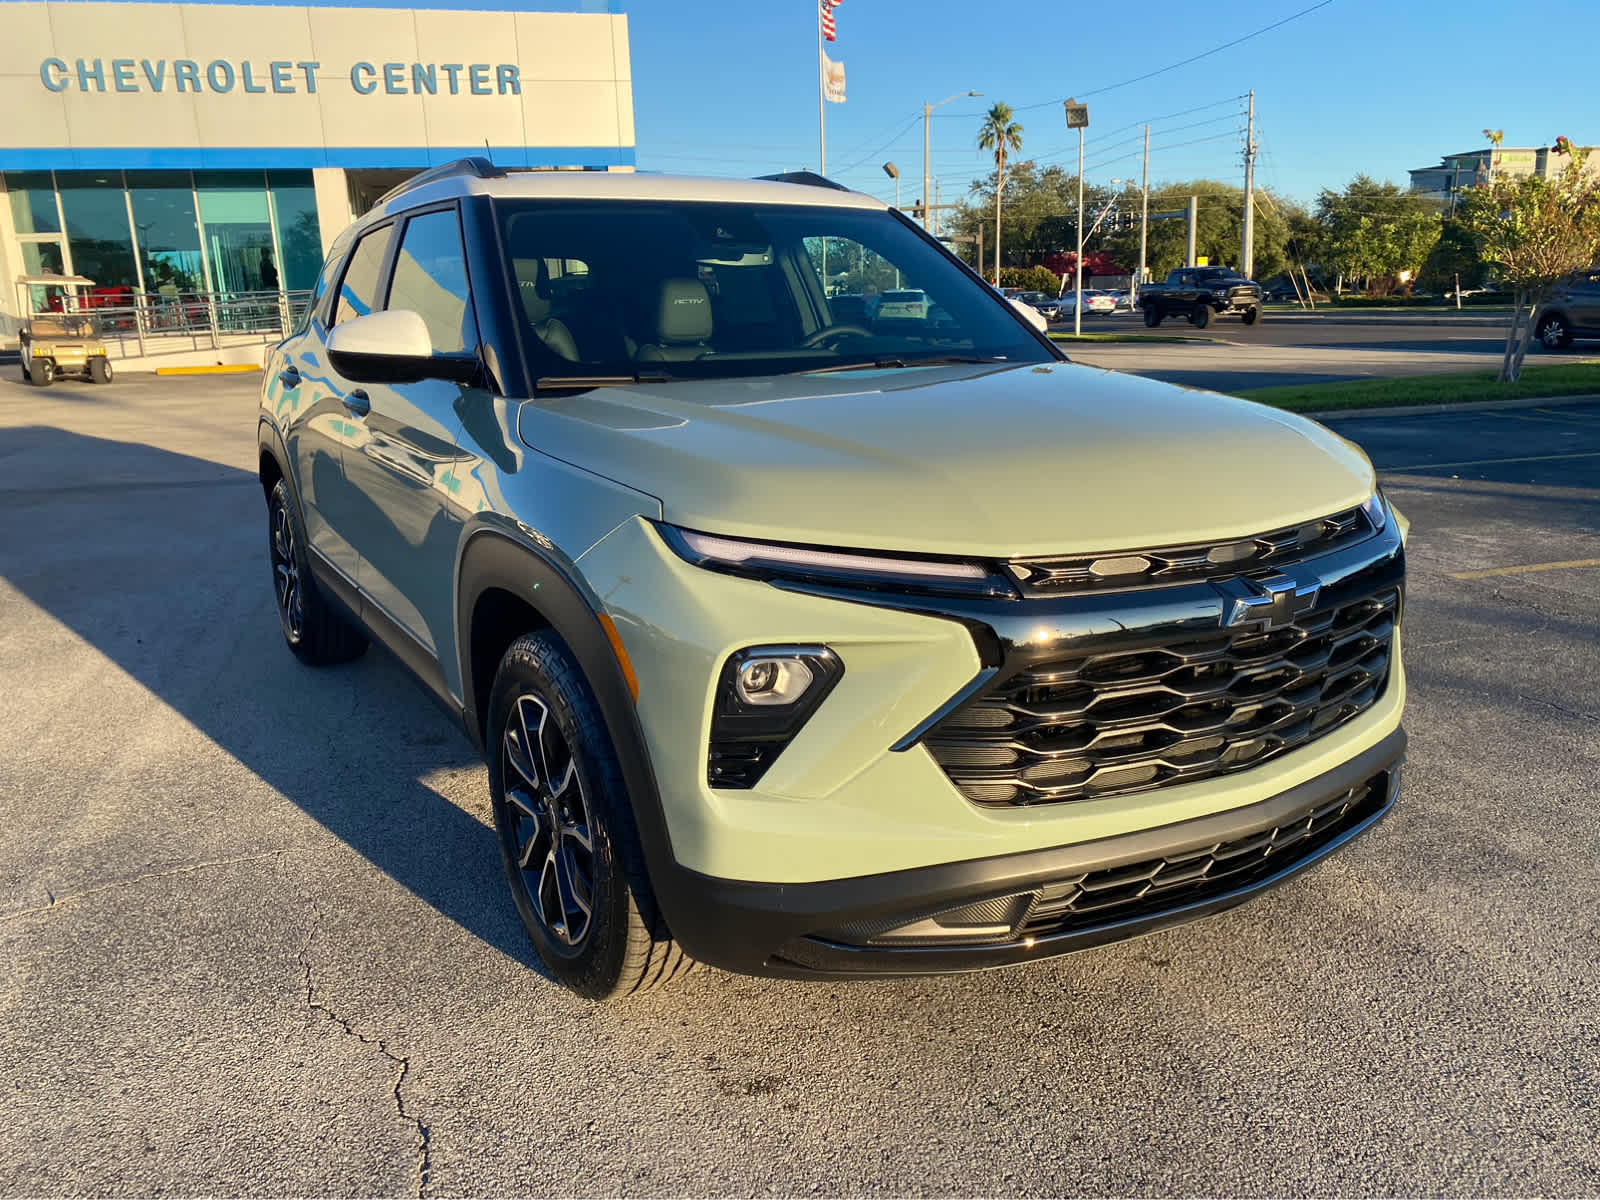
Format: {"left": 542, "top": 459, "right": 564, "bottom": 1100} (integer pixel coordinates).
{"left": 270, "top": 499, "right": 304, "bottom": 642}
{"left": 502, "top": 693, "right": 595, "bottom": 947}
{"left": 1540, "top": 318, "right": 1569, "bottom": 349}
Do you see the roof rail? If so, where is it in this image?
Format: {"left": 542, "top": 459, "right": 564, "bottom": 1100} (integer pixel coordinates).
{"left": 374, "top": 157, "right": 505, "bottom": 208}
{"left": 755, "top": 171, "right": 853, "bottom": 192}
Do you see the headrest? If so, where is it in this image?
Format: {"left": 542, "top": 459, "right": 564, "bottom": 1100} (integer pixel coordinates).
{"left": 513, "top": 258, "right": 551, "bottom": 321}
{"left": 655, "top": 278, "right": 713, "bottom": 344}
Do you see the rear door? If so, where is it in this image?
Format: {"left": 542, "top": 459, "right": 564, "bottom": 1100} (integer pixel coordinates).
{"left": 342, "top": 205, "right": 478, "bottom": 665}
{"left": 304, "top": 220, "right": 398, "bottom": 585}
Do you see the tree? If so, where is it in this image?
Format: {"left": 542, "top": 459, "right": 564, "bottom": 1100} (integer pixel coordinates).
{"left": 977, "top": 103, "right": 1023, "bottom": 286}
{"left": 1456, "top": 137, "right": 1600, "bottom": 381}
{"left": 1314, "top": 176, "right": 1442, "bottom": 294}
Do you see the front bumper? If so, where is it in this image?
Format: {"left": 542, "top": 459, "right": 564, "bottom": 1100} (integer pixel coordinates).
{"left": 660, "top": 728, "right": 1403, "bottom": 978}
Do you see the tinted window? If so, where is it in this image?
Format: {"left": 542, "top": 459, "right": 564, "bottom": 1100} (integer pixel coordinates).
{"left": 333, "top": 225, "right": 393, "bottom": 326}
{"left": 496, "top": 199, "right": 1051, "bottom": 381}
{"left": 388, "top": 208, "right": 475, "bottom": 354}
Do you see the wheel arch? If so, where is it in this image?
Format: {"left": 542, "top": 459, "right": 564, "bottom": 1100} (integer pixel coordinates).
{"left": 454, "top": 528, "right": 682, "bottom": 890}
{"left": 257, "top": 417, "right": 292, "bottom": 504}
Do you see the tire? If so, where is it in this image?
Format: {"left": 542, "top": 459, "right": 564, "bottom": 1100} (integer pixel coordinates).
{"left": 1142, "top": 306, "right": 1162, "bottom": 328}
{"left": 487, "top": 630, "right": 691, "bottom": 999}
{"left": 266, "top": 477, "right": 367, "bottom": 666}
{"left": 1191, "top": 304, "right": 1211, "bottom": 329}
{"left": 1240, "top": 306, "right": 1260, "bottom": 326}
{"left": 89, "top": 356, "right": 113, "bottom": 384}
{"left": 30, "top": 359, "right": 54, "bottom": 387}
{"left": 1537, "top": 314, "right": 1572, "bottom": 351}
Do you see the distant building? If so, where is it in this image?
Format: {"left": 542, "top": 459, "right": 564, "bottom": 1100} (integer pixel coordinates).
{"left": 1410, "top": 145, "right": 1599, "bottom": 203}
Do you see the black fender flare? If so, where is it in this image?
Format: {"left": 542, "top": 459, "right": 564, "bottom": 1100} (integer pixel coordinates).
{"left": 454, "top": 529, "right": 687, "bottom": 917}
{"left": 256, "top": 417, "right": 296, "bottom": 506}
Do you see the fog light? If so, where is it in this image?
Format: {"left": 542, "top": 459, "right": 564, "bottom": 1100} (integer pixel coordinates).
{"left": 708, "top": 646, "right": 844, "bottom": 788}
{"left": 736, "top": 656, "right": 815, "bottom": 706}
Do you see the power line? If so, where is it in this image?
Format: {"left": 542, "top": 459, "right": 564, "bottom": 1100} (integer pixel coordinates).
{"left": 1009, "top": 1, "right": 1334, "bottom": 111}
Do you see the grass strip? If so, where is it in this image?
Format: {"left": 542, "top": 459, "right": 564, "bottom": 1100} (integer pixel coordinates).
{"left": 1232, "top": 361, "right": 1600, "bottom": 412}
{"left": 1050, "top": 331, "right": 1203, "bottom": 345}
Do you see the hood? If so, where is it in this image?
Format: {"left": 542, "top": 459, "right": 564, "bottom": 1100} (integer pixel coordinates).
{"left": 517, "top": 362, "right": 1375, "bottom": 558}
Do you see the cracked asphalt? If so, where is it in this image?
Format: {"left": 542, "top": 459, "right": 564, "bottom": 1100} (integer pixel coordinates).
{"left": 1, "top": 374, "right": 1597, "bottom": 1196}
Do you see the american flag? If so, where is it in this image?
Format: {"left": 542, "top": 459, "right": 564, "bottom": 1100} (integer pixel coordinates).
{"left": 820, "top": 0, "right": 841, "bottom": 42}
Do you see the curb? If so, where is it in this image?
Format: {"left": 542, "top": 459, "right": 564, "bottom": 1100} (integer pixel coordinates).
{"left": 153, "top": 364, "right": 262, "bottom": 376}
{"left": 1305, "top": 393, "right": 1600, "bottom": 420}
{"left": 1260, "top": 314, "right": 1508, "bottom": 327}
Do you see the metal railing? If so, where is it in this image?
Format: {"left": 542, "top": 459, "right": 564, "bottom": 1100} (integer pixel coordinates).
{"left": 46, "top": 289, "right": 315, "bottom": 359}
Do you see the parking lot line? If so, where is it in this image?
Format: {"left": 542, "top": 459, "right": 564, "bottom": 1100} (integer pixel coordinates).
{"left": 1448, "top": 557, "right": 1600, "bottom": 580}
{"left": 1384, "top": 450, "right": 1600, "bottom": 471}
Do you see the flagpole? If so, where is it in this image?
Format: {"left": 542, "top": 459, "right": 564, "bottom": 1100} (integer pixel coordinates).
{"left": 816, "top": 0, "right": 826, "bottom": 175}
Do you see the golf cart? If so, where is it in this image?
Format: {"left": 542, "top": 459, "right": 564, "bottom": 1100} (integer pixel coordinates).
{"left": 16, "top": 275, "right": 114, "bottom": 386}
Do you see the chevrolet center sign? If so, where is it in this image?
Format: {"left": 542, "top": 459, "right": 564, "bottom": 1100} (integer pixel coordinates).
{"left": 38, "top": 58, "right": 527, "bottom": 96}
{"left": 2, "top": 0, "right": 635, "bottom": 170}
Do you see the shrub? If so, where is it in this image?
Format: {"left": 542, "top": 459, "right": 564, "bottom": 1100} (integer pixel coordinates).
{"left": 998, "top": 265, "right": 1062, "bottom": 294}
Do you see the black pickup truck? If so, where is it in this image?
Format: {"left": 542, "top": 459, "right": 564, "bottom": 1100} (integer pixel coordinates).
{"left": 1140, "top": 266, "right": 1263, "bottom": 328}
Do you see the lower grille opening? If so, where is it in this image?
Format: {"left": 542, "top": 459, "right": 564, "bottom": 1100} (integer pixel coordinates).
{"left": 814, "top": 771, "right": 1392, "bottom": 951}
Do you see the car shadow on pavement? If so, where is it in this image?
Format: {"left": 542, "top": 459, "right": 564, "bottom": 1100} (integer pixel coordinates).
{"left": 0, "top": 425, "right": 545, "bottom": 973}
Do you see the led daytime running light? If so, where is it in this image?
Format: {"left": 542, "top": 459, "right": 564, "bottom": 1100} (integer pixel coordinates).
{"left": 676, "top": 529, "right": 989, "bottom": 583}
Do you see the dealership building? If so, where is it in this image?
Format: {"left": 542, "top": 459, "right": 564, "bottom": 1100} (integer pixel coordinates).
{"left": 0, "top": 0, "right": 634, "bottom": 335}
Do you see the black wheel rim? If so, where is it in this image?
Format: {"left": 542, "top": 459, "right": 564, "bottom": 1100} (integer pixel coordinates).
{"left": 270, "top": 498, "right": 303, "bottom": 642}
{"left": 502, "top": 693, "right": 595, "bottom": 948}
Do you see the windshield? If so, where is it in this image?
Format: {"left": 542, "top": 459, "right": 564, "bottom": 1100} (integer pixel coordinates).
{"left": 495, "top": 198, "right": 1053, "bottom": 383}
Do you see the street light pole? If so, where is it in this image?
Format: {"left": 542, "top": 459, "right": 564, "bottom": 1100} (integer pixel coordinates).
{"left": 1064, "top": 98, "right": 1089, "bottom": 336}
{"left": 922, "top": 90, "right": 982, "bottom": 229}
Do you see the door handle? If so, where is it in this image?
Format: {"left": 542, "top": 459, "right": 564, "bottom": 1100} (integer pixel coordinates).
{"left": 277, "top": 365, "right": 301, "bottom": 388}
{"left": 342, "top": 389, "right": 371, "bottom": 417}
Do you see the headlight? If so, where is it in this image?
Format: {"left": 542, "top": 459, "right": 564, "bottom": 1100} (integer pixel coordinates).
{"left": 658, "top": 524, "right": 1015, "bottom": 599}
{"left": 1361, "top": 489, "right": 1388, "bottom": 533}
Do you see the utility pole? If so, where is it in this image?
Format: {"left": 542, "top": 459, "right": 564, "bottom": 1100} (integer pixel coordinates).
{"left": 1137, "top": 123, "right": 1150, "bottom": 306}
{"left": 934, "top": 179, "right": 942, "bottom": 237}
{"left": 1242, "top": 89, "right": 1257, "bottom": 278}
{"left": 1186, "top": 195, "right": 1198, "bottom": 267}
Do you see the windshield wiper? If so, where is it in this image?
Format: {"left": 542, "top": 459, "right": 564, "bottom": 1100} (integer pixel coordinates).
{"left": 535, "top": 371, "right": 676, "bottom": 391}
{"left": 803, "top": 355, "right": 1009, "bottom": 375}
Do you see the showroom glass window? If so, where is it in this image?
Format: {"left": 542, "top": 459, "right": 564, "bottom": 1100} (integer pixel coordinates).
{"left": 195, "top": 171, "right": 275, "bottom": 294}
{"left": 55, "top": 171, "right": 138, "bottom": 291}
{"left": 126, "top": 172, "right": 205, "bottom": 294}
{"left": 267, "top": 171, "right": 322, "bottom": 293}
{"left": 386, "top": 209, "right": 474, "bottom": 353}
{"left": 6, "top": 172, "right": 61, "bottom": 235}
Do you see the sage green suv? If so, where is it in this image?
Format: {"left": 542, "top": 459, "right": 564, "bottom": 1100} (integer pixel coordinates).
{"left": 258, "top": 161, "right": 1408, "bottom": 998}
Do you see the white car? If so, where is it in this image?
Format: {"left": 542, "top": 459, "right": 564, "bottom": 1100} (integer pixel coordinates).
{"left": 875, "top": 289, "right": 929, "bottom": 320}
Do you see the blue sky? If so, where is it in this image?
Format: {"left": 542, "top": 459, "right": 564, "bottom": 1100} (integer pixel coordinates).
{"left": 627, "top": 0, "right": 1599, "bottom": 208}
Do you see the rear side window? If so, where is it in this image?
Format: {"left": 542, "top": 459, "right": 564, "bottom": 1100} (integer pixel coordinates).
{"left": 387, "top": 209, "right": 475, "bottom": 354}
{"left": 333, "top": 225, "right": 393, "bottom": 326}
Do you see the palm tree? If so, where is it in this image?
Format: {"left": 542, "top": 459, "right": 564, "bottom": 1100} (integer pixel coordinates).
{"left": 977, "top": 103, "right": 1024, "bottom": 285}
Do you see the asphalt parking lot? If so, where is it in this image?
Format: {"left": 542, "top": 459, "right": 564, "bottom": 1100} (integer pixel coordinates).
{"left": 2, "top": 372, "right": 1597, "bottom": 1196}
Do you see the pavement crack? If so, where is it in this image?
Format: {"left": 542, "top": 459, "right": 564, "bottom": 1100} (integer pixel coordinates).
{"left": 1516, "top": 694, "right": 1600, "bottom": 723}
{"left": 1, "top": 850, "right": 287, "bottom": 924}
{"left": 298, "top": 900, "right": 432, "bottom": 1197}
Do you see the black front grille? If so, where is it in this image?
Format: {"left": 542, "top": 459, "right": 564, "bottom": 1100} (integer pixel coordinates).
{"left": 1019, "top": 772, "right": 1388, "bottom": 937}
{"left": 925, "top": 586, "right": 1398, "bottom": 807}
{"left": 1007, "top": 506, "right": 1371, "bottom": 596}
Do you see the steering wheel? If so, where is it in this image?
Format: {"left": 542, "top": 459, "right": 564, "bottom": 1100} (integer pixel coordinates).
{"left": 801, "top": 323, "right": 874, "bottom": 349}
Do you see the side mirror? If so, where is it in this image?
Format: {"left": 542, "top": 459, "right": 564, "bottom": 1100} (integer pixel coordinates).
{"left": 326, "top": 309, "right": 479, "bottom": 385}
{"left": 1008, "top": 296, "right": 1048, "bottom": 334}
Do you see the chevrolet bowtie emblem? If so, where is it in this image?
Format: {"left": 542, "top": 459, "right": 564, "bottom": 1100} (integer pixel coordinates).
{"left": 1217, "top": 571, "right": 1321, "bottom": 631}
